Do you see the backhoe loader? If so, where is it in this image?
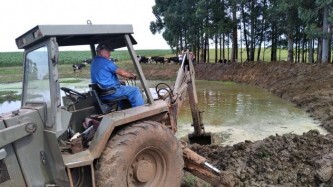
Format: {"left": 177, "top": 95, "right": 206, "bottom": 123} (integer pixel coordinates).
{"left": 0, "top": 24, "right": 221, "bottom": 186}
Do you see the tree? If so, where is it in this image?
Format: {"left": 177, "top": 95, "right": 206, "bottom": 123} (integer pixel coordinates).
{"left": 316, "top": 0, "right": 332, "bottom": 63}
{"left": 150, "top": 0, "right": 332, "bottom": 65}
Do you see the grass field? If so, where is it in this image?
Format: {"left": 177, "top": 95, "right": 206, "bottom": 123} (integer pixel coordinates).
{"left": 1, "top": 48, "right": 331, "bottom": 84}
{"left": 0, "top": 60, "right": 177, "bottom": 84}
{"left": 0, "top": 48, "right": 292, "bottom": 67}
{"left": 0, "top": 49, "right": 174, "bottom": 67}
{"left": 1, "top": 48, "right": 332, "bottom": 67}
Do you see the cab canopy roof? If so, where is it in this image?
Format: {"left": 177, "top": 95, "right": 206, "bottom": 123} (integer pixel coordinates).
{"left": 15, "top": 24, "right": 137, "bottom": 50}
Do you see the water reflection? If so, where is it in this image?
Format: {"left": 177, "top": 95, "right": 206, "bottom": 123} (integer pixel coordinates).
{"left": 176, "top": 80, "right": 326, "bottom": 145}
{"left": 0, "top": 101, "right": 21, "bottom": 113}
{"left": 0, "top": 79, "right": 326, "bottom": 146}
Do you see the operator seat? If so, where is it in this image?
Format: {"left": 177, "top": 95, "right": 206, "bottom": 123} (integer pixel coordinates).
{"left": 88, "top": 83, "right": 130, "bottom": 114}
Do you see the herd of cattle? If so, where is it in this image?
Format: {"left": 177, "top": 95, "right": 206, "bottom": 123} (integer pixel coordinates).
{"left": 136, "top": 55, "right": 180, "bottom": 64}
{"left": 73, "top": 55, "right": 182, "bottom": 72}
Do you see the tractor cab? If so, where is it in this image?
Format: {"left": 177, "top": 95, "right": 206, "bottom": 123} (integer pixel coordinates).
{"left": 16, "top": 24, "right": 154, "bottom": 134}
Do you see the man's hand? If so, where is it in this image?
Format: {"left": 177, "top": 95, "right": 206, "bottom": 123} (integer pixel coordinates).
{"left": 129, "top": 73, "right": 137, "bottom": 80}
{"left": 116, "top": 68, "right": 137, "bottom": 80}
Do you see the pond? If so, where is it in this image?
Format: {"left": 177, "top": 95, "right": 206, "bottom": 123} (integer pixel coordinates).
{"left": 172, "top": 80, "right": 326, "bottom": 145}
{"left": 0, "top": 79, "right": 326, "bottom": 146}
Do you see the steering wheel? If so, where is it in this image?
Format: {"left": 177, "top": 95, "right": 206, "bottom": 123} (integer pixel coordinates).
{"left": 60, "top": 87, "right": 86, "bottom": 99}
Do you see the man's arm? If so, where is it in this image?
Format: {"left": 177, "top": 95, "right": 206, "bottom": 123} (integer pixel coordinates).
{"left": 116, "top": 68, "right": 136, "bottom": 79}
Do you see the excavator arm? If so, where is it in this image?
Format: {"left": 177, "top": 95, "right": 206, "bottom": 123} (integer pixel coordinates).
{"left": 157, "top": 51, "right": 224, "bottom": 185}
{"left": 181, "top": 142, "right": 224, "bottom": 186}
{"left": 171, "top": 51, "right": 212, "bottom": 144}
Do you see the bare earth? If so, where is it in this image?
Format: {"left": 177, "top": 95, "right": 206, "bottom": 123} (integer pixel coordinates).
{"left": 144, "top": 62, "right": 333, "bottom": 186}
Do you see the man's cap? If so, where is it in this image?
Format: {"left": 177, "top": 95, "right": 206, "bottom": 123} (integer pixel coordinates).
{"left": 96, "top": 43, "right": 114, "bottom": 51}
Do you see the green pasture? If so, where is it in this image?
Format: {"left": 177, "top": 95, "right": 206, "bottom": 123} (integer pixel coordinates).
{"left": 0, "top": 47, "right": 275, "bottom": 83}
{"left": 0, "top": 52, "right": 23, "bottom": 67}
{"left": 0, "top": 49, "right": 173, "bottom": 67}
{"left": 1, "top": 48, "right": 332, "bottom": 67}
{"left": 0, "top": 60, "right": 178, "bottom": 84}
{"left": 0, "top": 48, "right": 289, "bottom": 67}
{"left": 2, "top": 48, "right": 325, "bottom": 67}
{"left": 0, "top": 48, "right": 312, "bottom": 84}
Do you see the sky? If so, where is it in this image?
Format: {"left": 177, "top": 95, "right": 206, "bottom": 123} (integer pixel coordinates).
{"left": 0, "top": 0, "right": 169, "bottom": 52}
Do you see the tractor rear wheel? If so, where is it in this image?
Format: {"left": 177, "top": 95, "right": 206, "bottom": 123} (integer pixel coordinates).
{"left": 95, "top": 121, "right": 184, "bottom": 187}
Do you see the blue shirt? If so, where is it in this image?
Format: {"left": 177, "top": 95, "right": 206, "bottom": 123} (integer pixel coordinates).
{"left": 90, "top": 56, "right": 120, "bottom": 89}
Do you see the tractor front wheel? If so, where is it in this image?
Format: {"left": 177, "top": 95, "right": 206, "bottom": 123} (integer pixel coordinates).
{"left": 95, "top": 121, "right": 184, "bottom": 187}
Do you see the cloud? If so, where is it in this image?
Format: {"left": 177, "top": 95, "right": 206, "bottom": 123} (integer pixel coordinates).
{"left": 0, "top": 0, "right": 169, "bottom": 51}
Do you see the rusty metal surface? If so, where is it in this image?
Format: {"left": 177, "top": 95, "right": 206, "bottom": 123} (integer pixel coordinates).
{"left": 168, "top": 103, "right": 178, "bottom": 133}
{"left": 184, "top": 161, "right": 221, "bottom": 186}
{"left": 62, "top": 100, "right": 169, "bottom": 167}
{"left": 182, "top": 147, "right": 206, "bottom": 165}
{"left": 89, "top": 100, "right": 169, "bottom": 159}
{"left": 62, "top": 150, "right": 94, "bottom": 168}
{"left": 0, "top": 121, "right": 25, "bottom": 186}
{"left": 182, "top": 145, "right": 221, "bottom": 186}
{"left": 16, "top": 24, "right": 137, "bottom": 49}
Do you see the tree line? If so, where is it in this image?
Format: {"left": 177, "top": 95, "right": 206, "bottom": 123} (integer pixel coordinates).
{"left": 150, "top": 0, "right": 333, "bottom": 63}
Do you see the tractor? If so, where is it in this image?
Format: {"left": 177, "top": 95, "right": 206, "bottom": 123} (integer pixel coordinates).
{"left": 0, "top": 24, "right": 221, "bottom": 186}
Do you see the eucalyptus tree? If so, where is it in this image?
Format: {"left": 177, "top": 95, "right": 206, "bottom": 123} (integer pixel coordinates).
{"left": 151, "top": 0, "right": 207, "bottom": 60}
{"left": 150, "top": 0, "right": 186, "bottom": 52}
{"left": 239, "top": 0, "right": 268, "bottom": 61}
{"left": 218, "top": 0, "right": 233, "bottom": 61}
{"left": 265, "top": 0, "right": 282, "bottom": 61}
{"left": 256, "top": 0, "right": 269, "bottom": 61}
{"left": 197, "top": 0, "right": 210, "bottom": 63}
{"left": 187, "top": 0, "right": 205, "bottom": 62}
{"left": 298, "top": 0, "right": 319, "bottom": 63}
{"left": 298, "top": 0, "right": 332, "bottom": 63}
{"left": 229, "top": 0, "right": 238, "bottom": 62}
{"left": 316, "top": 0, "right": 332, "bottom": 63}
{"left": 274, "top": 0, "right": 301, "bottom": 62}
{"left": 210, "top": 0, "right": 225, "bottom": 62}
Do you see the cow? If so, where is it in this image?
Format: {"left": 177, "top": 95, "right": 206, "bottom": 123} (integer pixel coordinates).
{"left": 151, "top": 56, "right": 165, "bottom": 64}
{"left": 110, "top": 58, "right": 118, "bottom": 63}
{"left": 137, "top": 55, "right": 150, "bottom": 64}
{"left": 82, "top": 58, "right": 92, "bottom": 64}
{"left": 168, "top": 56, "right": 179, "bottom": 64}
{"left": 72, "top": 63, "right": 86, "bottom": 72}
{"left": 218, "top": 59, "right": 230, "bottom": 64}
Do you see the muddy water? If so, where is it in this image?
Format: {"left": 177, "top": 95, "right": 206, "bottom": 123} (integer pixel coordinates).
{"left": 170, "top": 80, "right": 326, "bottom": 146}
{"left": 0, "top": 79, "right": 326, "bottom": 146}
{"left": 0, "top": 82, "right": 23, "bottom": 113}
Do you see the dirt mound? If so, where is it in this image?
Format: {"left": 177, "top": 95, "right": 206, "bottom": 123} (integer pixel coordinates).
{"left": 144, "top": 62, "right": 333, "bottom": 186}
{"left": 191, "top": 130, "right": 333, "bottom": 186}
{"left": 192, "top": 62, "right": 333, "bottom": 186}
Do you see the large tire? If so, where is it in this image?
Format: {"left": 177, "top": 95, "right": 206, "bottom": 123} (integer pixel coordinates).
{"left": 95, "top": 121, "right": 184, "bottom": 187}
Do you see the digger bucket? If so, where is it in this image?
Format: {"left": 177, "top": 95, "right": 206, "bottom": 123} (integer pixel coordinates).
{"left": 188, "top": 132, "right": 212, "bottom": 145}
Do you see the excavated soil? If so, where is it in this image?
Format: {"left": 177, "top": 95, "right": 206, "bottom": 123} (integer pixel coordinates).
{"left": 191, "top": 130, "right": 333, "bottom": 186}
{"left": 145, "top": 62, "right": 333, "bottom": 186}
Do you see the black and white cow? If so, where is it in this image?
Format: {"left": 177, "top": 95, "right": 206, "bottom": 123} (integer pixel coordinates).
{"left": 82, "top": 58, "right": 92, "bottom": 64}
{"left": 72, "top": 63, "right": 86, "bottom": 72}
{"left": 151, "top": 56, "right": 165, "bottom": 64}
{"left": 110, "top": 58, "right": 119, "bottom": 63}
{"left": 137, "top": 55, "right": 150, "bottom": 64}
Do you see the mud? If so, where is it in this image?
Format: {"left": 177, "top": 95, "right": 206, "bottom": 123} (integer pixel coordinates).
{"left": 145, "top": 62, "right": 333, "bottom": 186}
{"left": 191, "top": 130, "right": 333, "bottom": 186}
